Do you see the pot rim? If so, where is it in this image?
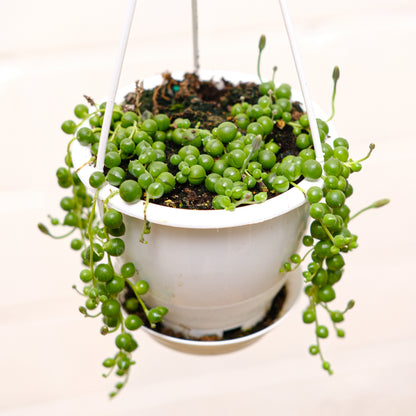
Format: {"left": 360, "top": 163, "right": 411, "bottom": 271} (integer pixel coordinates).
{"left": 71, "top": 70, "right": 337, "bottom": 229}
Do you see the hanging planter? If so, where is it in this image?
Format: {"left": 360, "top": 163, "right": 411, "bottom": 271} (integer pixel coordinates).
{"left": 39, "top": 0, "right": 389, "bottom": 398}
{"left": 70, "top": 70, "right": 334, "bottom": 340}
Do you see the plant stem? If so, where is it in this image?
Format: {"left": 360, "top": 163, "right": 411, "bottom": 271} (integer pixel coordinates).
{"left": 272, "top": 65, "right": 278, "bottom": 83}
{"left": 88, "top": 190, "right": 99, "bottom": 285}
{"left": 140, "top": 194, "right": 150, "bottom": 244}
{"left": 349, "top": 198, "right": 390, "bottom": 221}
{"left": 257, "top": 35, "right": 266, "bottom": 83}
{"left": 75, "top": 156, "right": 96, "bottom": 173}
{"left": 355, "top": 143, "right": 376, "bottom": 164}
{"left": 72, "top": 285, "right": 85, "bottom": 296}
{"left": 38, "top": 224, "right": 76, "bottom": 239}
{"left": 313, "top": 310, "right": 333, "bottom": 375}
{"left": 290, "top": 247, "right": 314, "bottom": 271}
{"left": 240, "top": 135, "right": 262, "bottom": 175}
{"left": 66, "top": 137, "right": 77, "bottom": 155}
{"left": 319, "top": 221, "right": 335, "bottom": 244}
{"left": 125, "top": 279, "right": 154, "bottom": 328}
{"left": 326, "top": 66, "right": 339, "bottom": 122}
{"left": 104, "top": 190, "right": 119, "bottom": 207}
{"left": 290, "top": 182, "right": 306, "bottom": 195}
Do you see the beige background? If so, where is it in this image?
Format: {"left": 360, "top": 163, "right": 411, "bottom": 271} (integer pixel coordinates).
{"left": 1, "top": 0, "right": 415, "bottom": 414}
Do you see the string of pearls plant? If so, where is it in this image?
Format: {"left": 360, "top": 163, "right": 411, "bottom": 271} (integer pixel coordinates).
{"left": 39, "top": 36, "right": 388, "bottom": 396}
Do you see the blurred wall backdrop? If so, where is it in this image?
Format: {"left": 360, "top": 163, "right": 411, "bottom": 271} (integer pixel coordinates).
{"left": 0, "top": 1, "right": 415, "bottom": 415}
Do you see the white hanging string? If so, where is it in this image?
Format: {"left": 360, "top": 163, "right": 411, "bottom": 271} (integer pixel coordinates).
{"left": 95, "top": 0, "right": 322, "bottom": 170}
{"left": 278, "top": 0, "right": 324, "bottom": 163}
{"left": 96, "top": 0, "right": 138, "bottom": 172}
{"left": 191, "top": 0, "right": 200, "bottom": 75}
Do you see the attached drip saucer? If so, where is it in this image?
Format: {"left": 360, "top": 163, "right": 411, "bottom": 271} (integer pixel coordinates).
{"left": 141, "top": 269, "right": 303, "bottom": 355}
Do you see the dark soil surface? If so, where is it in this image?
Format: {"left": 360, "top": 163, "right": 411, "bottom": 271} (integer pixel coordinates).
{"left": 115, "top": 72, "right": 303, "bottom": 210}
{"left": 122, "top": 284, "right": 287, "bottom": 342}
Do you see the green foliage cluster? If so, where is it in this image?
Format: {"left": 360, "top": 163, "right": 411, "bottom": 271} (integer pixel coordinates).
{"left": 39, "top": 36, "right": 388, "bottom": 395}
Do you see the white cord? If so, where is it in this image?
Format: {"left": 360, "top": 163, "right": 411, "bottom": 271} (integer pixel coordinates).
{"left": 278, "top": 0, "right": 324, "bottom": 163}
{"left": 96, "top": 0, "right": 138, "bottom": 172}
{"left": 191, "top": 0, "right": 200, "bottom": 75}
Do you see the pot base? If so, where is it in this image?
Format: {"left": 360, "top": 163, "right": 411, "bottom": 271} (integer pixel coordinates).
{"left": 141, "top": 269, "right": 303, "bottom": 355}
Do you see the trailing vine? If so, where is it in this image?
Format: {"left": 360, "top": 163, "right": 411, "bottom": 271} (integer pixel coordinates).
{"left": 39, "top": 35, "right": 388, "bottom": 395}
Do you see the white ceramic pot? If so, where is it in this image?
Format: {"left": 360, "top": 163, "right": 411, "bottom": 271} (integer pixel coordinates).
{"left": 71, "top": 70, "right": 336, "bottom": 338}
{"left": 141, "top": 268, "right": 304, "bottom": 354}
